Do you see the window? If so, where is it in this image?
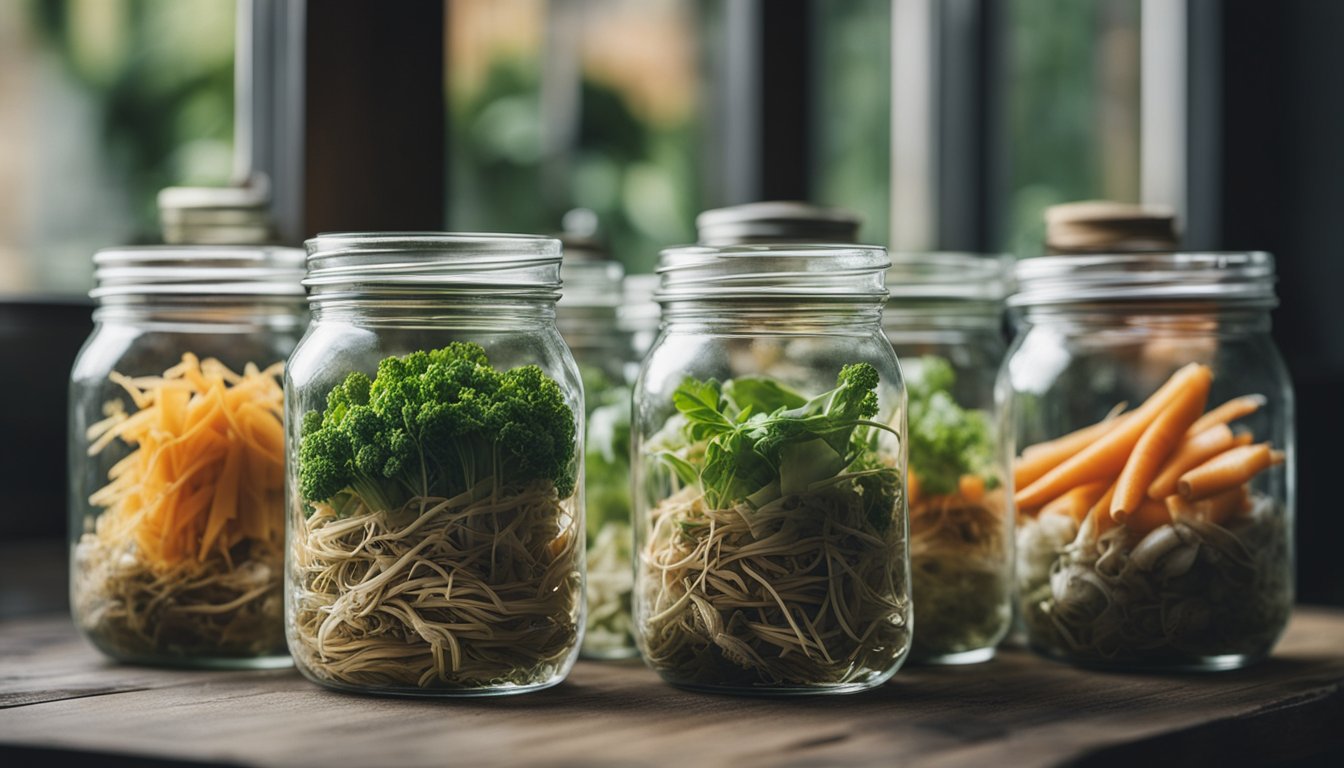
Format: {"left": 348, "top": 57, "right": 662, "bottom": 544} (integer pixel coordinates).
{"left": 0, "top": 0, "right": 235, "bottom": 294}
{"left": 445, "top": 0, "right": 702, "bottom": 272}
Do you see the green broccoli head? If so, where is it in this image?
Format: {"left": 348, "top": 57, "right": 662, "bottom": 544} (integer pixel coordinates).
{"left": 298, "top": 343, "right": 577, "bottom": 511}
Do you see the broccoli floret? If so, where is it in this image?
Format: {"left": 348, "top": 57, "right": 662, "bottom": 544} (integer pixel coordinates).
{"left": 906, "top": 356, "right": 995, "bottom": 496}
{"left": 298, "top": 342, "right": 577, "bottom": 512}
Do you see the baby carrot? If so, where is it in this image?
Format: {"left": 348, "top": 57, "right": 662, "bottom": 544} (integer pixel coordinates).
{"left": 1126, "top": 498, "right": 1173, "bottom": 539}
{"left": 1039, "top": 481, "right": 1109, "bottom": 522}
{"left": 1088, "top": 481, "right": 1120, "bottom": 537}
{"left": 1111, "top": 365, "right": 1213, "bottom": 521}
{"left": 1188, "top": 394, "right": 1266, "bottom": 435}
{"left": 1015, "top": 363, "right": 1210, "bottom": 510}
{"left": 1177, "top": 443, "right": 1284, "bottom": 501}
{"left": 1146, "top": 425, "right": 1248, "bottom": 500}
{"left": 1166, "top": 485, "right": 1250, "bottom": 526}
{"left": 958, "top": 474, "right": 986, "bottom": 503}
{"left": 1014, "top": 407, "right": 1130, "bottom": 490}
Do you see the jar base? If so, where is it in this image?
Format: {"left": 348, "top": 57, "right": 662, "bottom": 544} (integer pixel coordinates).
{"left": 95, "top": 650, "right": 294, "bottom": 671}
{"left": 294, "top": 666, "right": 569, "bottom": 698}
{"left": 910, "top": 646, "right": 997, "bottom": 666}
{"left": 657, "top": 669, "right": 898, "bottom": 697}
{"left": 1030, "top": 644, "right": 1268, "bottom": 673}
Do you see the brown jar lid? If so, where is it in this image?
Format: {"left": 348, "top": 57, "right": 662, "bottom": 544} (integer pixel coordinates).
{"left": 1044, "top": 200, "right": 1179, "bottom": 254}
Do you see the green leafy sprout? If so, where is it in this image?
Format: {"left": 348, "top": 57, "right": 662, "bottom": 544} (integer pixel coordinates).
{"left": 298, "top": 342, "right": 577, "bottom": 514}
{"left": 657, "top": 363, "right": 901, "bottom": 527}
{"left": 906, "top": 356, "right": 996, "bottom": 497}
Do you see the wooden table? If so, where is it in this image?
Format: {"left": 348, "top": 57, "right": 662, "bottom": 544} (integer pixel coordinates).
{"left": 2, "top": 599, "right": 1343, "bottom": 767}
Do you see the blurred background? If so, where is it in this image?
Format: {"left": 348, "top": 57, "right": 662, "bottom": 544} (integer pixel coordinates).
{"left": 0, "top": 0, "right": 1341, "bottom": 605}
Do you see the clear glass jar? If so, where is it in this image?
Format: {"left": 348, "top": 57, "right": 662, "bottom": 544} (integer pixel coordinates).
{"left": 633, "top": 244, "right": 911, "bottom": 694}
{"left": 558, "top": 257, "right": 638, "bottom": 660}
{"left": 69, "top": 246, "right": 307, "bottom": 668}
{"left": 285, "top": 233, "right": 585, "bottom": 696}
{"left": 1004, "top": 252, "right": 1294, "bottom": 671}
{"left": 885, "top": 253, "right": 1013, "bottom": 664}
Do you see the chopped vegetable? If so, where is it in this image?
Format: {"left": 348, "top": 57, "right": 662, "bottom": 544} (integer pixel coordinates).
{"left": 1014, "top": 363, "right": 1210, "bottom": 510}
{"left": 1146, "top": 424, "right": 1250, "bottom": 500}
{"left": 1188, "top": 394, "right": 1266, "bottom": 435}
{"left": 1110, "top": 364, "right": 1211, "bottom": 521}
{"left": 289, "top": 343, "right": 581, "bottom": 690}
{"left": 639, "top": 366, "right": 908, "bottom": 689}
{"left": 1014, "top": 366, "right": 1290, "bottom": 667}
{"left": 904, "top": 357, "right": 1009, "bottom": 661}
{"left": 1177, "top": 442, "right": 1284, "bottom": 501}
{"left": 580, "top": 365, "right": 636, "bottom": 658}
{"left": 73, "top": 353, "right": 286, "bottom": 660}
{"left": 1014, "top": 406, "right": 1129, "bottom": 491}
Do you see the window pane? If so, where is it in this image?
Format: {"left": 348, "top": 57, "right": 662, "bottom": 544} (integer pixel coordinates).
{"left": 0, "top": 0, "right": 235, "bottom": 294}
{"left": 812, "top": 0, "right": 891, "bottom": 246}
{"left": 1001, "top": 0, "right": 1141, "bottom": 254}
{"left": 446, "top": 0, "right": 702, "bottom": 272}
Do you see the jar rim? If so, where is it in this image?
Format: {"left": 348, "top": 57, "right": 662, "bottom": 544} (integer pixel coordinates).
{"left": 1008, "top": 251, "right": 1277, "bottom": 308}
{"left": 90, "top": 245, "right": 307, "bottom": 300}
{"left": 887, "top": 252, "right": 1012, "bottom": 303}
{"left": 655, "top": 244, "right": 890, "bottom": 302}
{"left": 303, "top": 232, "right": 562, "bottom": 300}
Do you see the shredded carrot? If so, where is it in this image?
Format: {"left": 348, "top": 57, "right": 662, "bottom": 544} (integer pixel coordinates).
{"left": 1013, "top": 406, "right": 1130, "bottom": 490}
{"left": 1039, "top": 481, "right": 1108, "bottom": 522}
{"left": 1111, "top": 365, "right": 1212, "bottom": 521}
{"left": 86, "top": 353, "right": 286, "bottom": 568}
{"left": 1177, "top": 443, "right": 1284, "bottom": 502}
{"left": 1188, "top": 394, "right": 1266, "bottom": 435}
{"left": 1015, "top": 363, "right": 1210, "bottom": 510}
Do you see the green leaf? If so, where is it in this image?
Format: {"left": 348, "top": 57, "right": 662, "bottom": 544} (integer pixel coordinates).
{"left": 672, "top": 377, "right": 734, "bottom": 441}
{"left": 654, "top": 450, "right": 700, "bottom": 488}
{"left": 722, "top": 376, "right": 806, "bottom": 414}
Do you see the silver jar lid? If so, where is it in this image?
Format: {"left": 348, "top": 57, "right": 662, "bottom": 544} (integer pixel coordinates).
{"left": 90, "top": 245, "right": 306, "bottom": 300}
{"left": 1009, "top": 251, "right": 1277, "bottom": 309}
{"left": 695, "top": 201, "right": 862, "bottom": 246}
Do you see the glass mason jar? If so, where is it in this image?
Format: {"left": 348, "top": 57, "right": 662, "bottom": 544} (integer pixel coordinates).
{"left": 633, "top": 244, "right": 911, "bottom": 694}
{"left": 285, "top": 233, "right": 585, "bottom": 696}
{"left": 885, "top": 253, "right": 1013, "bottom": 664}
{"left": 558, "top": 257, "right": 638, "bottom": 659}
{"left": 69, "top": 246, "right": 307, "bottom": 668}
{"left": 1004, "top": 252, "right": 1294, "bottom": 671}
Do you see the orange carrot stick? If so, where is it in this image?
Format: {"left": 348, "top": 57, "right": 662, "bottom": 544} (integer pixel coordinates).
{"left": 1166, "top": 484, "right": 1251, "bottom": 526}
{"left": 1039, "top": 481, "right": 1109, "bottom": 522}
{"left": 1177, "top": 443, "right": 1284, "bottom": 501}
{"left": 1014, "top": 408, "right": 1130, "bottom": 490}
{"left": 1147, "top": 426, "right": 1249, "bottom": 500}
{"left": 1188, "top": 394, "right": 1266, "bottom": 435}
{"left": 1126, "top": 498, "right": 1173, "bottom": 539}
{"left": 1086, "top": 481, "right": 1120, "bottom": 537}
{"left": 1015, "top": 363, "right": 1210, "bottom": 510}
{"left": 958, "top": 474, "right": 986, "bottom": 503}
{"left": 1111, "top": 365, "right": 1213, "bottom": 520}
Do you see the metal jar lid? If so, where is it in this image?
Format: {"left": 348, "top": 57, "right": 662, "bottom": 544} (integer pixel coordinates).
{"left": 91, "top": 245, "right": 306, "bottom": 301}
{"left": 695, "top": 201, "right": 862, "bottom": 246}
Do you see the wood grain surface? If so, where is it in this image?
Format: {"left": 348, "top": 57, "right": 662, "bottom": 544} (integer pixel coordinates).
{"left": 2, "top": 607, "right": 1342, "bottom": 768}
